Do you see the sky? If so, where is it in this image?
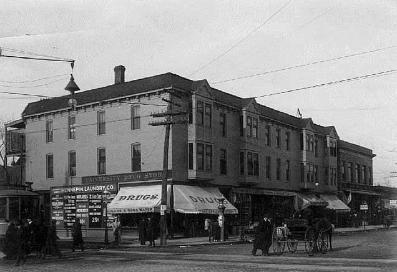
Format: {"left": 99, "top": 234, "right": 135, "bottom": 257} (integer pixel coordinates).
{"left": 0, "top": 0, "right": 396, "bottom": 187}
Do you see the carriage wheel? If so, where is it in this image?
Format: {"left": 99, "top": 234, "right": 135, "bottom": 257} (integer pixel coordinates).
{"left": 287, "top": 239, "right": 298, "bottom": 253}
{"left": 317, "top": 231, "right": 329, "bottom": 254}
{"left": 304, "top": 228, "right": 316, "bottom": 255}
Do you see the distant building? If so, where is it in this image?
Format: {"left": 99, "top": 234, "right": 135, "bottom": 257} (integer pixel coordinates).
{"left": 4, "top": 65, "right": 379, "bottom": 234}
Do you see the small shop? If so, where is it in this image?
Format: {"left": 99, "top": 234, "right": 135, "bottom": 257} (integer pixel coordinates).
{"left": 50, "top": 182, "right": 117, "bottom": 238}
{"left": 108, "top": 184, "right": 238, "bottom": 238}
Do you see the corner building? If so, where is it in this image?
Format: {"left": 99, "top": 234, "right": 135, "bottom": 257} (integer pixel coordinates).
{"left": 5, "top": 66, "right": 376, "bottom": 236}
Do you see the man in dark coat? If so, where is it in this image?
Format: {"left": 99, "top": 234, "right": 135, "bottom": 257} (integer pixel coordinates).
{"left": 43, "top": 220, "right": 62, "bottom": 259}
{"left": 138, "top": 217, "right": 147, "bottom": 245}
{"left": 72, "top": 218, "right": 84, "bottom": 252}
{"left": 3, "top": 220, "right": 18, "bottom": 259}
{"left": 262, "top": 216, "right": 273, "bottom": 255}
{"left": 252, "top": 219, "right": 266, "bottom": 256}
{"left": 146, "top": 217, "right": 156, "bottom": 247}
{"left": 15, "top": 220, "right": 30, "bottom": 266}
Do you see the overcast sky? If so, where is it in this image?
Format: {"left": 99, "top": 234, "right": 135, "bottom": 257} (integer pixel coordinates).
{"left": 0, "top": 0, "right": 396, "bottom": 187}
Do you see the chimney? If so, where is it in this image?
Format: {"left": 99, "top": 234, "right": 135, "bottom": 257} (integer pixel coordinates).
{"left": 114, "top": 65, "right": 126, "bottom": 84}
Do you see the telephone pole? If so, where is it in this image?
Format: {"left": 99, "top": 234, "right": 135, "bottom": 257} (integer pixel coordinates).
{"left": 150, "top": 91, "right": 187, "bottom": 245}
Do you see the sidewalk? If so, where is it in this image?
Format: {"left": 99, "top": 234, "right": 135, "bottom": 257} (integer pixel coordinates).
{"left": 58, "top": 224, "right": 396, "bottom": 249}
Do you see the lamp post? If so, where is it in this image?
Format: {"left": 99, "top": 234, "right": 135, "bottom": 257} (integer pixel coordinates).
{"left": 103, "top": 189, "right": 110, "bottom": 247}
{"left": 217, "top": 198, "right": 226, "bottom": 242}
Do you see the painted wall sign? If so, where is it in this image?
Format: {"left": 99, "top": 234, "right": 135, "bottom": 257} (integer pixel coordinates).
{"left": 81, "top": 170, "right": 171, "bottom": 184}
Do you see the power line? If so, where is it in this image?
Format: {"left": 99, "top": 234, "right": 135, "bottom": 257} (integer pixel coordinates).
{"left": 0, "top": 91, "right": 50, "bottom": 98}
{"left": 0, "top": 77, "right": 68, "bottom": 89}
{"left": 188, "top": 0, "right": 293, "bottom": 77}
{"left": 256, "top": 69, "right": 397, "bottom": 98}
{"left": 0, "top": 73, "right": 69, "bottom": 84}
{"left": 212, "top": 45, "right": 397, "bottom": 84}
{"left": 1, "top": 46, "right": 73, "bottom": 61}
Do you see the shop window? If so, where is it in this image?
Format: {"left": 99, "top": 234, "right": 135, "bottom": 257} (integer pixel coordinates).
{"left": 131, "top": 105, "right": 141, "bottom": 130}
{"left": 97, "top": 111, "right": 106, "bottom": 135}
{"left": 46, "top": 154, "right": 54, "bottom": 179}
{"left": 97, "top": 148, "right": 106, "bottom": 175}
{"left": 46, "top": 120, "right": 53, "bottom": 143}
{"left": 132, "top": 144, "right": 141, "bottom": 172}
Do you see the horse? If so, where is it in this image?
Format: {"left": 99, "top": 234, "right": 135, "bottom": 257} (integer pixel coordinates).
{"left": 313, "top": 217, "right": 333, "bottom": 251}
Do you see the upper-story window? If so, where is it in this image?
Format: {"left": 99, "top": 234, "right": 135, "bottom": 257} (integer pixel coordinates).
{"left": 285, "top": 132, "right": 290, "bottom": 151}
{"left": 252, "top": 118, "right": 258, "bottom": 138}
{"left": 276, "top": 158, "right": 281, "bottom": 180}
{"left": 188, "top": 143, "right": 193, "bottom": 170}
{"left": 197, "top": 143, "right": 212, "bottom": 171}
{"left": 220, "top": 149, "right": 227, "bottom": 175}
{"left": 314, "top": 138, "right": 319, "bottom": 157}
{"left": 266, "top": 156, "right": 271, "bottom": 179}
{"left": 247, "top": 117, "right": 252, "bottom": 137}
{"left": 286, "top": 160, "right": 290, "bottom": 181}
{"left": 131, "top": 105, "right": 141, "bottom": 130}
{"left": 247, "top": 152, "right": 259, "bottom": 176}
{"left": 329, "top": 140, "right": 337, "bottom": 157}
{"left": 68, "top": 151, "right": 76, "bottom": 177}
{"left": 341, "top": 161, "right": 346, "bottom": 181}
{"left": 239, "top": 116, "right": 244, "bottom": 136}
{"left": 265, "top": 125, "right": 271, "bottom": 146}
{"left": 355, "top": 164, "right": 360, "bottom": 183}
{"left": 239, "top": 151, "right": 244, "bottom": 175}
{"left": 97, "top": 148, "right": 106, "bottom": 175}
{"left": 349, "top": 162, "right": 354, "bottom": 182}
{"left": 314, "top": 165, "right": 318, "bottom": 183}
{"left": 276, "top": 129, "right": 281, "bottom": 148}
{"left": 310, "top": 136, "right": 314, "bottom": 152}
{"left": 46, "top": 153, "right": 54, "bottom": 179}
{"left": 188, "top": 100, "right": 193, "bottom": 124}
{"left": 97, "top": 111, "right": 106, "bottom": 135}
{"left": 131, "top": 143, "right": 141, "bottom": 172}
{"left": 205, "top": 145, "right": 212, "bottom": 171}
{"left": 68, "top": 115, "right": 76, "bottom": 140}
{"left": 362, "top": 166, "right": 367, "bottom": 184}
{"left": 220, "top": 112, "right": 227, "bottom": 137}
{"left": 46, "top": 120, "right": 53, "bottom": 143}
{"left": 204, "top": 103, "right": 212, "bottom": 128}
{"left": 369, "top": 167, "right": 372, "bottom": 185}
{"left": 197, "top": 101, "right": 204, "bottom": 125}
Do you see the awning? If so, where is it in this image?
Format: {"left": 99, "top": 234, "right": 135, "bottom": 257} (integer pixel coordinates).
{"left": 108, "top": 185, "right": 162, "bottom": 214}
{"left": 232, "top": 187, "right": 295, "bottom": 197}
{"left": 173, "top": 185, "right": 238, "bottom": 214}
{"left": 295, "top": 193, "right": 328, "bottom": 210}
{"left": 108, "top": 185, "right": 238, "bottom": 215}
{"left": 0, "top": 189, "right": 39, "bottom": 197}
{"left": 320, "top": 194, "right": 351, "bottom": 213}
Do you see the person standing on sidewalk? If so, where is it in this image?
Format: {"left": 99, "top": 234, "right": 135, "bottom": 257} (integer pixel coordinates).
{"left": 252, "top": 218, "right": 266, "bottom": 256}
{"left": 146, "top": 217, "right": 155, "bottom": 247}
{"left": 44, "top": 220, "right": 62, "bottom": 259}
{"left": 138, "top": 217, "right": 147, "bottom": 245}
{"left": 15, "top": 220, "right": 29, "bottom": 266}
{"left": 72, "top": 218, "right": 84, "bottom": 252}
{"left": 111, "top": 217, "right": 121, "bottom": 246}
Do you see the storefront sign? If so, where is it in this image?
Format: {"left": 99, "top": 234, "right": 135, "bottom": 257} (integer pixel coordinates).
{"left": 360, "top": 204, "right": 368, "bottom": 210}
{"left": 81, "top": 170, "right": 171, "bottom": 184}
{"left": 390, "top": 200, "right": 397, "bottom": 208}
{"left": 51, "top": 183, "right": 117, "bottom": 194}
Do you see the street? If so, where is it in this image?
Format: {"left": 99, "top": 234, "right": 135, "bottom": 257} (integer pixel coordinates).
{"left": 1, "top": 229, "right": 396, "bottom": 272}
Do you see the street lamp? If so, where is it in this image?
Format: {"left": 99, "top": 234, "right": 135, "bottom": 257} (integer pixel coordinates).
{"left": 217, "top": 198, "right": 226, "bottom": 242}
{"left": 103, "top": 189, "right": 110, "bottom": 247}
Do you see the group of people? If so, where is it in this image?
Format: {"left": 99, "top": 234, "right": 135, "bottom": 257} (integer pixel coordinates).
{"left": 138, "top": 217, "right": 158, "bottom": 247}
{"left": 252, "top": 215, "right": 273, "bottom": 256}
{"left": 2, "top": 218, "right": 62, "bottom": 266}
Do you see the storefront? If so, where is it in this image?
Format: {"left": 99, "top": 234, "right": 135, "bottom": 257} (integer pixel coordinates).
{"left": 50, "top": 183, "right": 117, "bottom": 238}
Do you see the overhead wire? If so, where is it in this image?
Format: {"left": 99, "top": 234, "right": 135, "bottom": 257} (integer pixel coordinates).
{"left": 212, "top": 45, "right": 397, "bottom": 84}
{"left": 188, "top": 0, "right": 293, "bottom": 77}
{"left": 255, "top": 69, "right": 397, "bottom": 98}
{"left": 0, "top": 73, "right": 69, "bottom": 84}
{"left": 0, "top": 77, "right": 68, "bottom": 89}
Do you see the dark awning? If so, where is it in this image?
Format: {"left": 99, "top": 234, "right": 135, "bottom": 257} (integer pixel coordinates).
{"left": 0, "top": 189, "right": 39, "bottom": 197}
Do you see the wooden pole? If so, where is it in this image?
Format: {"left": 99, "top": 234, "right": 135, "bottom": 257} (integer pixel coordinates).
{"left": 160, "top": 122, "right": 170, "bottom": 245}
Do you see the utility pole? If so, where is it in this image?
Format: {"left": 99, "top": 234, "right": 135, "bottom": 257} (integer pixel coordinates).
{"left": 150, "top": 91, "right": 187, "bottom": 246}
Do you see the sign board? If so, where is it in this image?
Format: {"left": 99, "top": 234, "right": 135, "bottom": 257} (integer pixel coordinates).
{"left": 390, "top": 200, "right": 397, "bottom": 208}
{"left": 360, "top": 204, "right": 368, "bottom": 210}
{"left": 82, "top": 170, "right": 172, "bottom": 184}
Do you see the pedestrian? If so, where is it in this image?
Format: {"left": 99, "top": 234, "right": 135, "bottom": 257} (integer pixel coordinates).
{"left": 112, "top": 217, "right": 121, "bottom": 246}
{"left": 252, "top": 218, "right": 266, "bottom": 256}
{"left": 204, "top": 219, "right": 213, "bottom": 242}
{"left": 43, "top": 220, "right": 62, "bottom": 259}
{"left": 37, "top": 219, "right": 48, "bottom": 258}
{"left": 72, "top": 218, "right": 84, "bottom": 252}
{"left": 262, "top": 216, "right": 273, "bottom": 255}
{"left": 146, "top": 217, "right": 155, "bottom": 247}
{"left": 3, "top": 220, "right": 18, "bottom": 260}
{"left": 138, "top": 217, "right": 147, "bottom": 245}
{"left": 15, "top": 220, "right": 30, "bottom": 266}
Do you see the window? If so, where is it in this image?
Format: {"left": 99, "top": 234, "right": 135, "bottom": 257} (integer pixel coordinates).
{"left": 253, "top": 153, "right": 259, "bottom": 176}
{"left": 285, "top": 132, "right": 290, "bottom": 151}
{"left": 188, "top": 143, "right": 193, "bottom": 170}
{"left": 220, "top": 112, "right": 227, "bottom": 137}
{"left": 362, "top": 166, "right": 366, "bottom": 184}
{"left": 68, "top": 115, "right": 76, "bottom": 140}
{"left": 276, "top": 158, "right": 281, "bottom": 180}
{"left": 247, "top": 152, "right": 253, "bottom": 176}
{"left": 204, "top": 103, "right": 212, "bottom": 128}
{"left": 307, "top": 164, "right": 314, "bottom": 183}
{"left": 369, "top": 167, "right": 372, "bottom": 185}
{"left": 252, "top": 118, "right": 258, "bottom": 138}
{"left": 310, "top": 136, "right": 314, "bottom": 152}
{"left": 300, "top": 163, "right": 305, "bottom": 183}
{"left": 240, "top": 151, "right": 244, "bottom": 175}
{"left": 68, "top": 151, "right": 76, "bottom": 177}
{"left": 97, "top": 111, "right": 106, "bottom": 135}
{"left": 348, "top": 163, "right": 353, "bottom": 182}
{"left": 314, "top": 138, "right": 318, "bottom": 157}
{"left": 197, "top": 143, "right": 204, "bottom": 170}
{"left": 314, "top": 165, "right": 318, "bottom": 183}
{"left": 205, "top": 145, "right": 212, "bottom": 171}
{"left": 46, "top": 154, "right": 53, "bottom": 179}
{"left": 324, "top": 167, "right": 329, "bottom": 184}
{"left": 197, "top": 101, "right": 204, "bottom": 125}
{"left": 46, "top": 120, "right": 53, "bottom": 143}
{"left": 97, "top": 148, "right": 106, "bottom": 175}
{"left": 356, "top": 164, "right": 360, "bottom": 183}
{"left": 276, "top": 129, "right": 281, "bottom": 148}
{"left": 188, "top": 100, "right": 193, "bottom": 124}
{"left": 239, "top": 116, "right": 244, "bottom": 136}
{"left": 265, "top": 126, "right": 271, "bottom": 146}
{"left": 306, "top": 135, "right": 310, "bottom": 151}
{"left": 131, "top": 144, "right": 141, "bottom": 172}
{"left": 131, "top": 105, "right": 140, "bottom": 130}
{"left": 286, "top": 160, "right": 290, "bottom": 181}
{"left": 266, "top": 156, "right": 271, "bottom": 179}
{"left": 247, "top": 117, "right": 252, "bottom": 137}
{"left": 220, "top": 149, "right": 227, "bottom": 175}
{"left": 341, "top": 161, "right": 346, "bottom": 181}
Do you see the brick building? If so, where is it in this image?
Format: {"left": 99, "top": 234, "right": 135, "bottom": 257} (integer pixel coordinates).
{"left": 4, "top": 66, "right": 378, "bottom": 234}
